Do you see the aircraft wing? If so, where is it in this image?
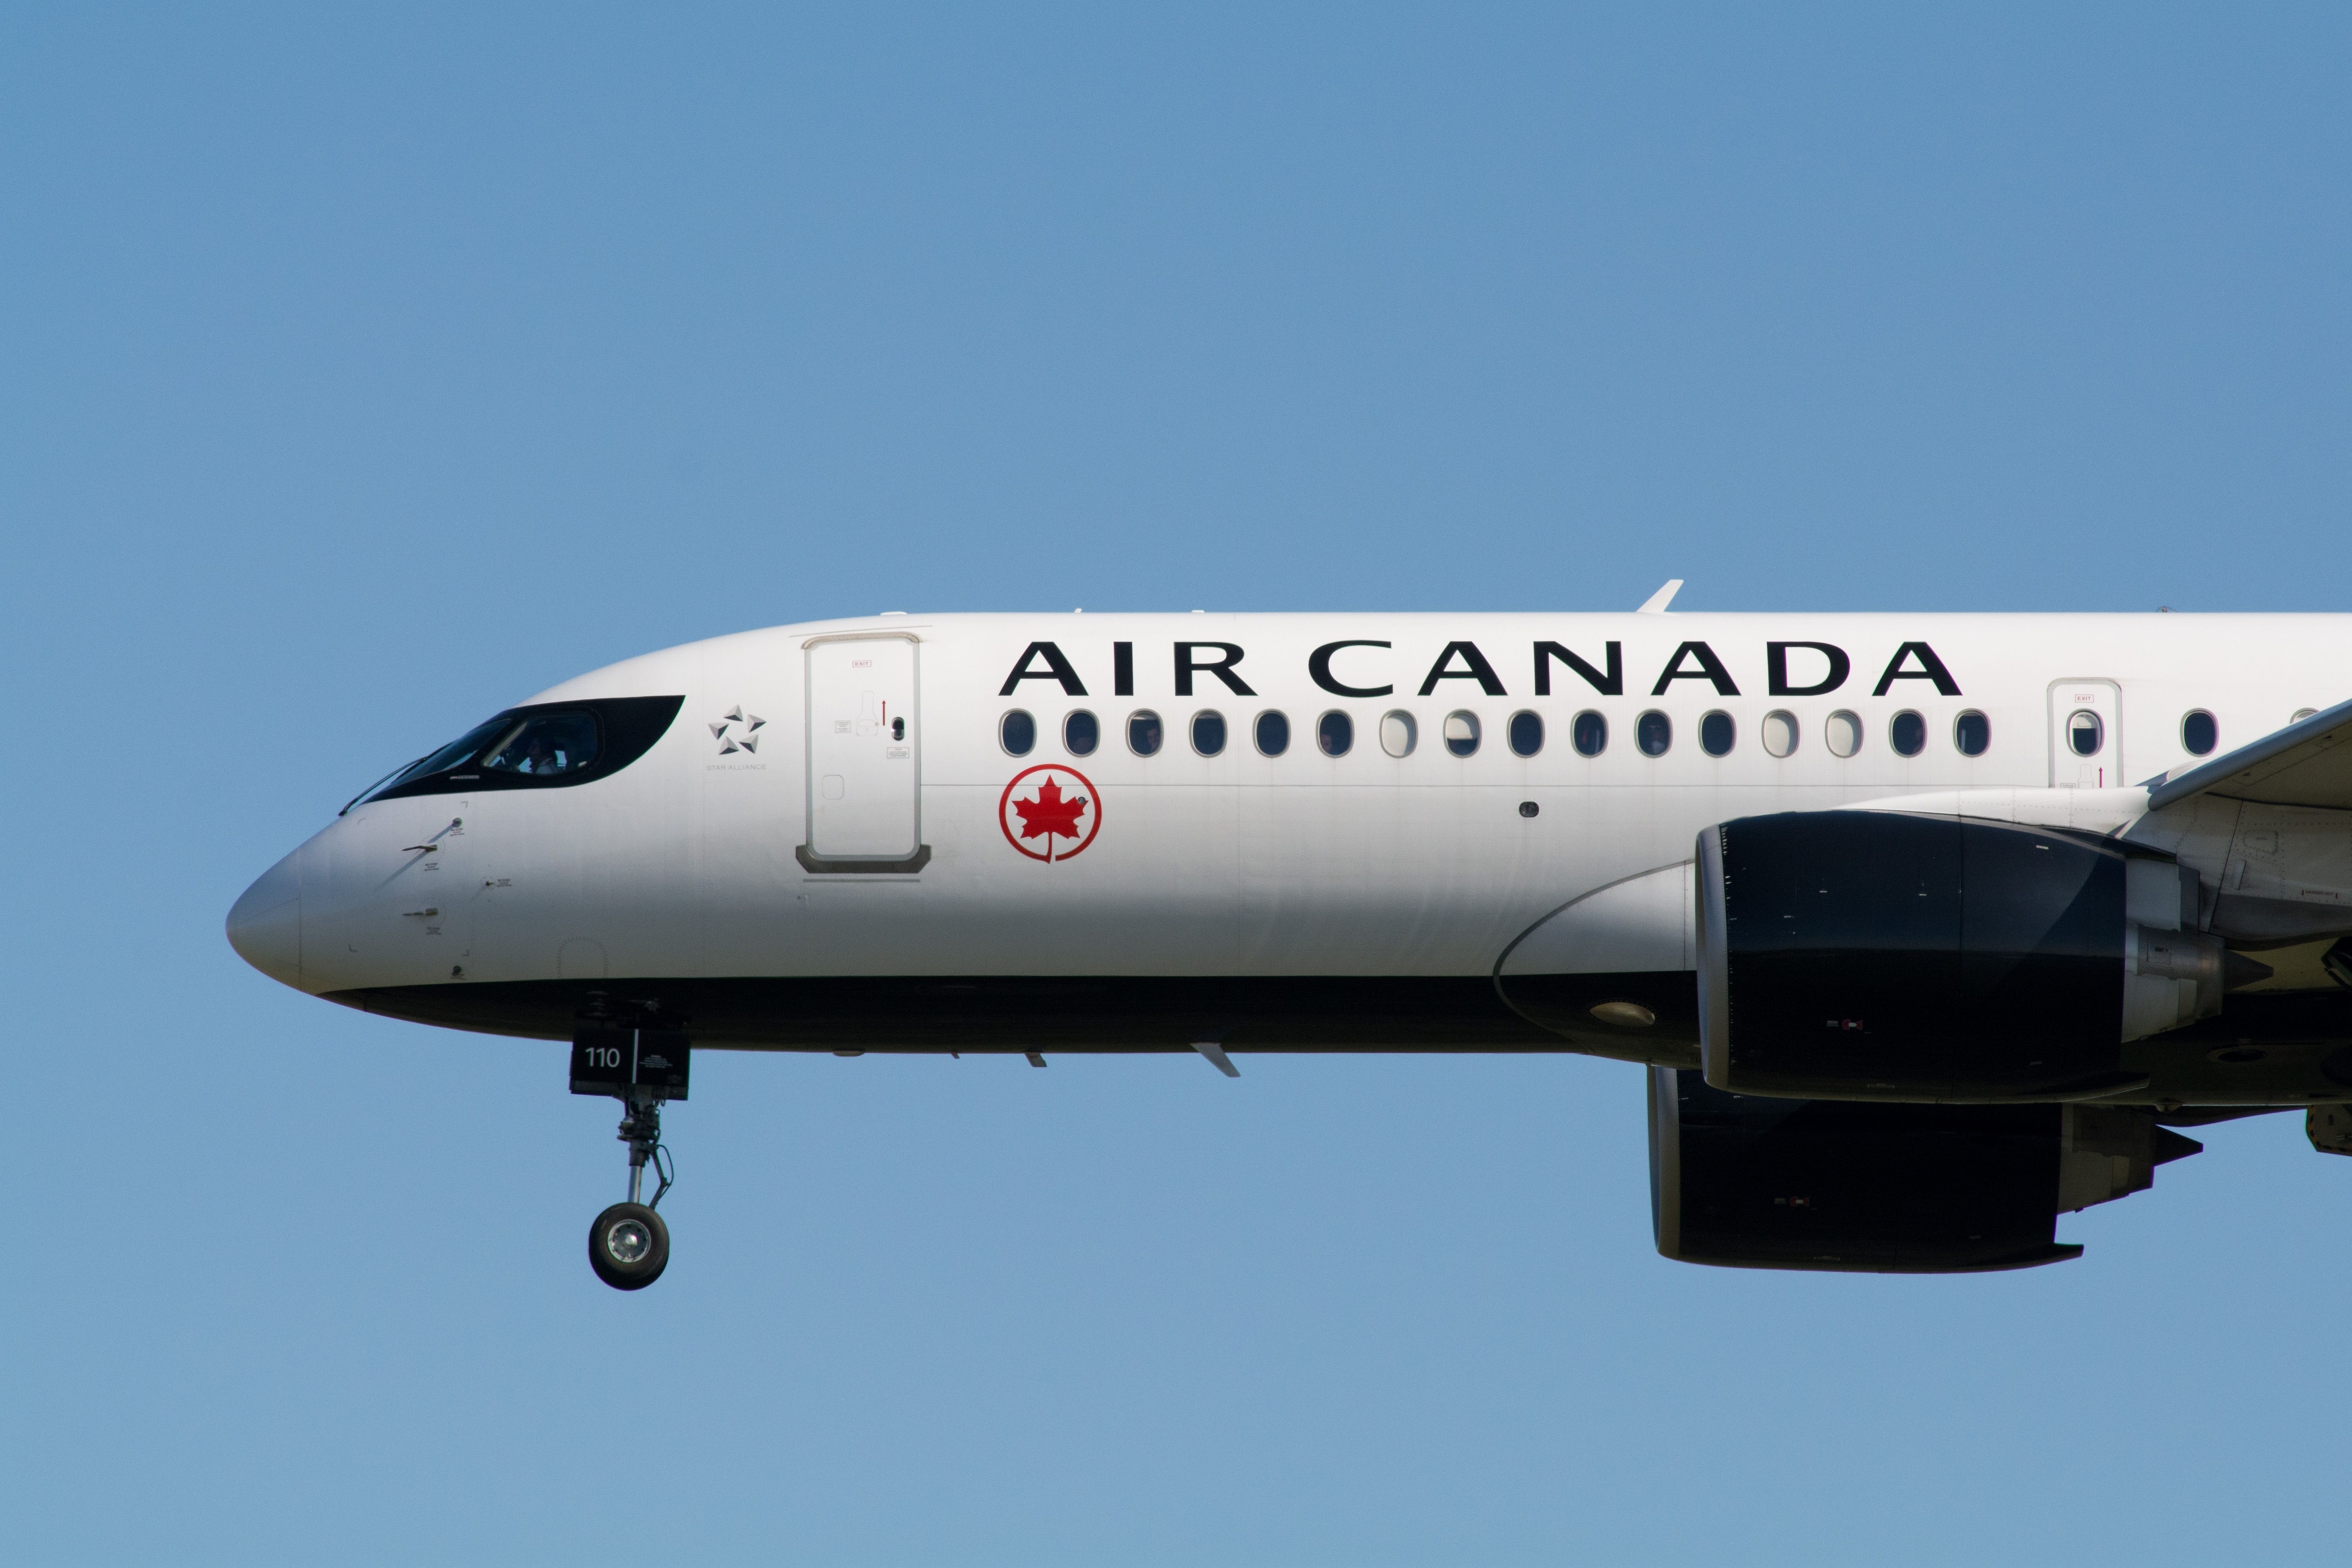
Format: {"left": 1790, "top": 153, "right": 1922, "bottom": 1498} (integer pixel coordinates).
{"left": 2146, "top": 696, "right": 2352, "bottom": 812}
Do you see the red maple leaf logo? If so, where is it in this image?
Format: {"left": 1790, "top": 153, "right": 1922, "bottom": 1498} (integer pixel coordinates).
{"left": 1013, "top": 775, "right": 1089, "bottom": 841}
{"left": 998, "top": 764, "right": 1102, "bottom": 863}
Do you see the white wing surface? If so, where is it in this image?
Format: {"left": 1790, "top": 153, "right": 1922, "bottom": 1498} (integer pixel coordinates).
{"left": 2147, "top": 696, "right": 2352, "bottom": 812}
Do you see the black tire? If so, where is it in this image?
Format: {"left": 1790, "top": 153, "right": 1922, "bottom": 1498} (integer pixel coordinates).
{"left": 588, "top": 1201, "right": 670, "bottom": 1290}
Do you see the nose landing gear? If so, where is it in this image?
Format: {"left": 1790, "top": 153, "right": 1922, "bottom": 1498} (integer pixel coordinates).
{"left": 572, "top": 1022, "right": 690, "bottom": 1291}
{"left": 588, "top": 1092, "right": 674, "bottom": 1290}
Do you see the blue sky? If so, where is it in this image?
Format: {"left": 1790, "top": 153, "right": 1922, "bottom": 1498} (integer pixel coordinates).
{"left": 5, "top": 6, "right": 2349, "bottom": 1563}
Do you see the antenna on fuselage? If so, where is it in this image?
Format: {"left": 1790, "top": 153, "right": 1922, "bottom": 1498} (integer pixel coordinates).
{"left": 1193, "top": 1040, "right": 1240, "bottom": 1078}
{"left": 1635, "top": 579, "right": 1684, "bottom": 614}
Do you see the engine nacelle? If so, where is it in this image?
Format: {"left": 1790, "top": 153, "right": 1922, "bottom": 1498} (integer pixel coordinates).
{"left": 1648, "top": 1067, "right": 2201, "bottom": 1273}
{"left": 1696, "top": 811, "right": 2226, "bottom": 1101}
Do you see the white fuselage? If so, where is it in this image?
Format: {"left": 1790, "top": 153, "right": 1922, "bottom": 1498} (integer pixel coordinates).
{"left": 228, "top": 610, "right": 2352, "bottom": 1052}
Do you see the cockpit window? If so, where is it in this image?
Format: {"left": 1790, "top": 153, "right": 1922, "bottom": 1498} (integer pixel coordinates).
{"left": 356, "top": 695, "right": 683, "bottom": 807}
{"left": 371, "top": 716, "right": 515, "bottom": 797}
{"left": 479, "top": 712, "right": 599, "bottom": 776}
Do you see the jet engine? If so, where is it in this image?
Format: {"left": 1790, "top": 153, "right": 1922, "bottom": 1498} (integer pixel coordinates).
{"left": 1647, "top": 1067, "right": 2202, "bottom": 1273}
{"left": 1695, "top": 812, "right": 2229, "bottom": 1101}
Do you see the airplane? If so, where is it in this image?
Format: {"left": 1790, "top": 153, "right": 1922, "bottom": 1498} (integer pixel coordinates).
{"left": 226, "top": 582, "right": 2352, "bottom": 1288}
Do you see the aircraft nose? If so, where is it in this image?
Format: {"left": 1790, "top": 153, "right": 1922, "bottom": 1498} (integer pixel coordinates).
{"left": 226, "top": 848, "right": 303, "bottom": 989}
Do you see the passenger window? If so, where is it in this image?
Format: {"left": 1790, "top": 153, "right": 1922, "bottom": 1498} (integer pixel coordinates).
{"left": 1318, "top": 711, "right": 1353, "bottom": 756}
{"left": 1443, "top": 712, "right": 1480, "bottom": 757}
{"left": 1699, "top": 711, "right": 1735, "bottom": 757}
{"left": 1762, "top": 710, "right": 1797, "bottom": 758}
{"left": 1954, "top": 711, "right": 1990, "bottom": 756}
{"left": 481, "top": 712, "right": 600, "bottom": 776}
{"left": 1127, "top": 710, "right": 1164, "bottom": 756}
{"left": 1256, "top": 711, "right": 1290, "bottom": 756}
{"left": 1191, "top": 711, "right": 1227, "bottom": 756}
{"left": 1508, "top": 711, "right": 1543, "bottom": 757}
{"left": 1636, "top": 711, "right": 1671, "bottom": 757}
{"left": 2182, "top": 710, "right": 2217, "bottom": 756}
{"left": 1064, "top": 710, "right": 1099, "bottom": 756}
{"left": 1572, "top": 711, "right": 1607, "bottom": 757}
{"left": 1001, "top": 710, "right": 1036, "bottom": 756}
{"left": 1380, "top": 711, "right": 1417, "bottom": 758}
{"left": 1892, "top": 711, "right": 1927, "bottom": 757}
{"left": 1825, "top": 710, "right": 1861, "bottom": 758}
{"left": 2066, "top": 710, "right": 2102, "bottom": 757}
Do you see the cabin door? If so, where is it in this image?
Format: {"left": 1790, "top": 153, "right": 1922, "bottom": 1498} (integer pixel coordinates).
{"left": 803, "top": 634, "right": 923, "bottom": 867}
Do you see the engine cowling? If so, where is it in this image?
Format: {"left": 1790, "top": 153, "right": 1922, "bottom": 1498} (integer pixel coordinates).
{"left": 1695, "top": 811, "right": 2226, "bottom": 1101}
{"left": 1648, "top": 1067, "right": 2201, "bottom": 1273}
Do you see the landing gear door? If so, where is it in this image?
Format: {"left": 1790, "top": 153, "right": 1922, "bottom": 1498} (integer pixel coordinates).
{"left": 2049, "top": 679, "right": 2122, "bottom": 788}
{"left": 801, "top": 633, "right": 926, "bottom": 870}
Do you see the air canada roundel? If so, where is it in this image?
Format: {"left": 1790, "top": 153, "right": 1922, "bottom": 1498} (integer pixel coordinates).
{"left": 998, "top": 765, "right": 1101, "bottom": 863}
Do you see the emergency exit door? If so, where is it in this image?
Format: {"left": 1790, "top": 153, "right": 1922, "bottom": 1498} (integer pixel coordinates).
{"left": 804, "top": 635, "right": 923, "bottom": 866}
{"left": 2048, "top": 679, "right": 2121, "bottom": 788}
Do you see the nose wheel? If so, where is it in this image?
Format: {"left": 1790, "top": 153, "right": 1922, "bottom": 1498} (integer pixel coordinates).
{"left": 589, "top": 1203, "right": 669, "bottom": 1288}
{"left": 570, "top": 1022, "right": 690, "bottom": 1291}
{"left": 588, "top": 1091, "right": 675, "bottom": 1289}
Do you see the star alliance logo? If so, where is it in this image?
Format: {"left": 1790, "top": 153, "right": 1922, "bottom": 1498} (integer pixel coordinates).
{"left": 710, "top": 707, "right": 765, "bottom": 755}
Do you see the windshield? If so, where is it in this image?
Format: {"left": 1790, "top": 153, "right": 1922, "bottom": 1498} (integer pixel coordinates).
{"left": 351, "top": 695, "right": 683, "bottom": 807}
{"left": 364, "top": 716, "right": 515, "bottom": 802}
{"left": 479, "top": 711, "right": 600, "bottom": 776}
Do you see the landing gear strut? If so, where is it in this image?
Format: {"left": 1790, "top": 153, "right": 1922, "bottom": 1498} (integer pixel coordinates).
{"left": 588, "top": 1090, "right": 674, "bottom": 1290}
{"left": 571, "top": 1021, "right": 690, "bottom": 1291}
